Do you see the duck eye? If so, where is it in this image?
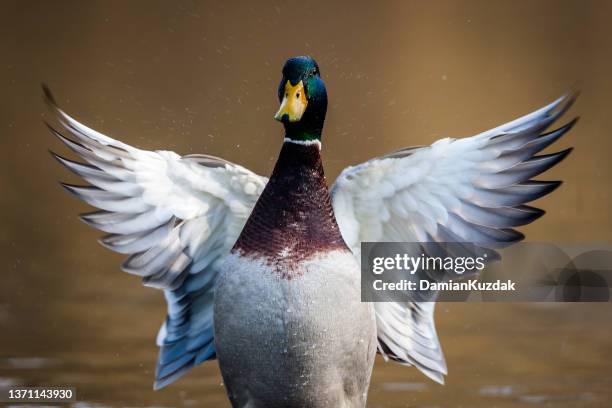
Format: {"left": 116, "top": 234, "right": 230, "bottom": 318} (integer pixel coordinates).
{"left": 285, "top": 93, "right": 288, "bottom": 97}
{"left": 296, "top": 92, "right": 300, "bottom": 98}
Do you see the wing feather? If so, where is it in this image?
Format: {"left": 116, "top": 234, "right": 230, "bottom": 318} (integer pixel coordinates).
{"left": 331, "top": 92, "right": 578, "bottom": 384}
{"left": 45, "top": 86, "right": 267, "bottom": 389}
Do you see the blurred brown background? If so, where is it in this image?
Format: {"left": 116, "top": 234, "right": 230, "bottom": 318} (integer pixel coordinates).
{"left": 1, "top": 0, "right": 611, "bottom": 407}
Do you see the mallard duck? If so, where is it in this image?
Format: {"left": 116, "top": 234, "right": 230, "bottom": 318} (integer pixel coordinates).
{"left": 46, "top": 56, "right": 577, "bottom": 407}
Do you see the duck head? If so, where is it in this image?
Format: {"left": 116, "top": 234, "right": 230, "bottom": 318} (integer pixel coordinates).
{"left": 275, "top": 56, "right": 328, "bottom": 142}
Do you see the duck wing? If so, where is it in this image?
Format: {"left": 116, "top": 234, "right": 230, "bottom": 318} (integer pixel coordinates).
{"left": 44, "top": 87, "right": 267, "bottom": 389}
{"left": 330, "top": 93, "right": 578, "bottom": 384}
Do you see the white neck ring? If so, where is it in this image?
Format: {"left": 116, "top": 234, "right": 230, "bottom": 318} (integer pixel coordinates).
{"left": 284, "top": 137, "right": 322, "bottom": 149}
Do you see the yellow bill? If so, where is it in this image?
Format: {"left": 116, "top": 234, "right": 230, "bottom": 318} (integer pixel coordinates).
{"left": 275, "top": 80, "right": 308, "bottom": 122}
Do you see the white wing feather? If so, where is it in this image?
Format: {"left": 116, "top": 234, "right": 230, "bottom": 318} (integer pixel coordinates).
{"left": 45, "top": 87, "right": 267, "bottom": 389}
{"left": 331, "top": 93, "right": 578, "bottom": 384}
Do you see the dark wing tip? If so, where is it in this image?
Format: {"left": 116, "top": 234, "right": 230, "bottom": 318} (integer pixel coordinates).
{"left": 60, "top": 182, "right": 99, "bottom": 198}
{"left": 558, "top": 146, "right": 574, "bottom": 161}
{"left": 44, "top": 121, "right": 61, "bottom": 135}
{"left": 521, "top": 205, "right": 546, "bottom": 224}
{"left": 49, "top": 150, "right": 73, "bottom": 167}
{"left": 44, "top": 121, "right": 59, "bottom": 139}
{"left": 555, "top": 116, "right": 580, "bottom": 134}
{"left": 50, "top": 150, "right": 77, "bottom": 173}
{"left": 44, "top": 122, "right": 74, "bottom": 151}
{"left": 541, "top": 180, "right": 563, "bottom": 195}
{"left": 534, "top": 147, "right": 574, "bottom": 168}
{"left": 497, "top": 227, "right": 525, "bottom": 243}
{"left": 569, "top": 115, "right": 580, "bottom": 127}
{"left": 511, "top": 228, "right": 525, "bottom": 243}
{"left": 561, "top": 91, "right": 580, "bottom": 116}
{"left": 59, "top": 182, "right": 80, "bottom": 197}
{"left": 561, "top": 89, "right": 580, "bottom": 110}
{"left": 79, "top": 210, "right": 105, "bottom": 228}
{"left": 42, "top": 83, "right": 57, "bottom": 106}
{"left": 49, "top": 149, "right": 61, "bottom": 161}
{"left": 517, "top": 180, "right": 563, "bottom": 206}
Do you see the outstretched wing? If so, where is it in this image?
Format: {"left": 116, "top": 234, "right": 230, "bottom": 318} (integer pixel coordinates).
{"left": 44, "top": 87, "right": 267, "bottom": 389}
{"left": 331, "top": 93, "right": 578, "bottom": 383}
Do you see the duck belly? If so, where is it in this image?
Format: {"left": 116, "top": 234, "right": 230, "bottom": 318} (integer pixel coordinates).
{"left": 214, "top": 250, "right": 377, "bottom": 408}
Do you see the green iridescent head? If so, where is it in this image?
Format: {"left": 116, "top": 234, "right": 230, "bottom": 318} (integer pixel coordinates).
{"left": 274, "top": 56, "right": 328, "bottom": 142}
